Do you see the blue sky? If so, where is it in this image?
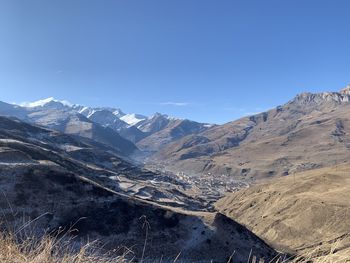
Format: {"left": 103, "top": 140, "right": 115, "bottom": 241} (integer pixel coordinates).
{"left": 0, "top": 0, "right": 350, "bottom": 124}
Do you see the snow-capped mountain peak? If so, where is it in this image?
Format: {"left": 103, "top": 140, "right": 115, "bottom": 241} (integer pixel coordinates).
{"left": 77, "top": 106, "right": 98, "bottom": 118}
{"left": 340, "top": 84, "right": 350, "bottom": 95}
{"left": 112, "top": 109, "right": 126, "bottom": 118}
{"left": 120, "top": 113, "right": 147, "bottom": 126}
{"left": 20, "top": 97, "right": 72, "bottom": 108}
{"left": 150, "top": 112, "right": 178, "bottom": 121}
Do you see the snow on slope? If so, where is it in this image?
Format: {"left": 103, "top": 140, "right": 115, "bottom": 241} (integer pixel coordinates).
{"left": 17, "top": 98, "right": 207, "bottom": 132}
{"left": 112, "top": 109, "right": 126, "bottom": 118}
{"left": 120, "top": 113, "right": 147, "bottom": 126}
{"left": 78, "top": 107, "right": 98, "bottom": 118}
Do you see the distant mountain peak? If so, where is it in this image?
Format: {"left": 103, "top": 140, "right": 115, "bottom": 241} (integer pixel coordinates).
{"left": 120, "top": 113, "right": 147, "bottom": 126}
{"left": 340, "top": 84, "right": 350, "bottom": 95}
{"left": 291, "top": 87, "right": 350, "bottom": 106}
{"left": 112, "top": 109, "right": 126, "bottom": 117}
{"left": 20, "top": 97, "right": 72, "bottom": 108}
{"left": 150, "top": 112, "right": 180, "bottom": 121}
{"left": 152, "top": 112, "right": 164, "bottom": 117}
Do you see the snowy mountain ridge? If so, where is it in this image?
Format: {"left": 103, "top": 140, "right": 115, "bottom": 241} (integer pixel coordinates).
{"left": 20, "top": 97, "right": 73, "bottom": 108}
{"left": 17, "top": 97, "right": 183, "bottom": 128}
{"left": 120, "top": 113, "right": 147, "bottom": 126}
{"left": 8, "top": 97, "right": 213, "bottom": 147}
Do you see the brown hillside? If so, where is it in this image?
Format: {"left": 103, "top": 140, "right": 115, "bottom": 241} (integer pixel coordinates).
{"left": 152, "top": 88, "right": 350, "bottom": 180}
{"left": 215, "top": 164, "right": 350, "bottom": 259}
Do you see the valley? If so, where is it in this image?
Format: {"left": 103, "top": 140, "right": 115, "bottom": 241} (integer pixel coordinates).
{"left": 0, "top": 116, "right": 278, "bottom": 262}
{"left": 145, "top": 162, "right": 251, "bottom": 205}
{"left": 3, "top": 0, "right": 350, "bottom": 261}
{"left": 1, "top": 86, "right": 350, "bottom": 262}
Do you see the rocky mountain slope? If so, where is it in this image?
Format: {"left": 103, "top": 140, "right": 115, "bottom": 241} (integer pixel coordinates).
{"left": 28, "top": 101, "right": 141, "bottom": 155}
{"left": 81, "top": 108, "right": 129, "bottom": 131}
{"left": 0, "top": 101, "right": 27, "bottom": 119}
{"left": 0, "top": 100, "right": 139, "bottom": 156}
{"left": 215, "top": 164, "right": 350, "bottom": 261}
{"left": 137, "top": 119, "right": 212, "bottom": 153}
{"left": 1, "top": 98, "right": 212, "bottom": 156}
{"left": 137, "top": 112, "right": 174, "bottom": 134}
{"left": 151, "top": 86, "right": 350, "bottom": 179}
{"left": 0, "top": 116, "right": 278, "bottom": 262}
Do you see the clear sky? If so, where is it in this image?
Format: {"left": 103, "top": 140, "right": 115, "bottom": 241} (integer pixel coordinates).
{"left": 1, "top": 0, "right": 350, "bottom": 124}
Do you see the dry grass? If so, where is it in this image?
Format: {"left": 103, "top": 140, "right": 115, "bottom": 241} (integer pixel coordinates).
{"left": 216, "top": 164, "right": 350, "bottom": 262}
{"left": 291, "top": 246, "right": 350, "bottom": 263}
{"left": 1, "top": 214, "right": 348, "bottom": 263}
{"left": 0, "top": 231, "right": 130, "bottom": 263}
{"left": 2, "top": 230, "right": 348, "bottom": 263}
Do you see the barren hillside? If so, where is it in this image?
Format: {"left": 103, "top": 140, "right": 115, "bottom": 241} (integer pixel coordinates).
{"left": 152, "top": 87, "right": 350, "bottom": 180}
{"left": 216, "top": 164, "right": 350, "bottom": 260}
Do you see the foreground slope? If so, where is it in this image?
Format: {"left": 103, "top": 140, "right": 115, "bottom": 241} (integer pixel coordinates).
{"left": 0, "top": 116, "right": 277, "bottom": 262}
{"left": 1, "top": 163, "right": 278, "bottom": 262}
{"left": 215, "top": 164, "right": 350, "bottom": 259}
{"left": 153, "top": 86, "right": 350, "bottom": 179}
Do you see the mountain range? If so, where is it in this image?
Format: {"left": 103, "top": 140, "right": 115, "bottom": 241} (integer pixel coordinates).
{"left": 2, "top": 85, "right": 350, "bottom": 261}
{"left": 151, "top": 85, "right": 350, "bottom": 180}
{"left": 2, "top": 86, "right": 350, "bottom": 182}
{"left": 0, "top": 97, "right": 212, "bottom": 157}
{"left": 0, "top": 114, "right": 277, "bottom": 262}
{"left": 2, "top": 85, "right": 350, "bottom": 178}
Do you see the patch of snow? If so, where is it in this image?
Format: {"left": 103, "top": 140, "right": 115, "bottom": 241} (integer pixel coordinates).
{"left": 78, "top": 106, "right": 90, "bottom": 114}
{"left": 59, "top": 144, "right": 84, "bottom": 152}
{"left": 150, "top": 112, "right": 180, "bottom": 121}
{"left": 77, "top": 107, "right": 98, "bottom": 118}
{"left": 120, "top": 113, "right": 147, "bottom": 126}
{"left": 112, "top": 109, "right": 126, "bottom": 117}
{"left": 87, "top": 110, "right": 97, "bottom": 118}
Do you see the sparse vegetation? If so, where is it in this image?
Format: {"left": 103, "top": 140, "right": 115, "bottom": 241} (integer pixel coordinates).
{"left": 0, "top": 210, "right": 347, "bottom": 263}
{"left": 216, "top": 164, "right": 350, "bottom": 262}
{"left": 1, "top": 231, "right": 348, "bottom": 262}
{"left": 0, "top": 232, "right": 128, "bottom": 263}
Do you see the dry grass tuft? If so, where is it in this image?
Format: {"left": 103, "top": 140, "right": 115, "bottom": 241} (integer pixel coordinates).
{"left": 0, "top": 232, "right": 130, "bottom": 263}
{"left": 1, "top": 214, "right": 348, "bottom": 262}
{"left": 3, "top": 230, "right": 347, "bottom": 263}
